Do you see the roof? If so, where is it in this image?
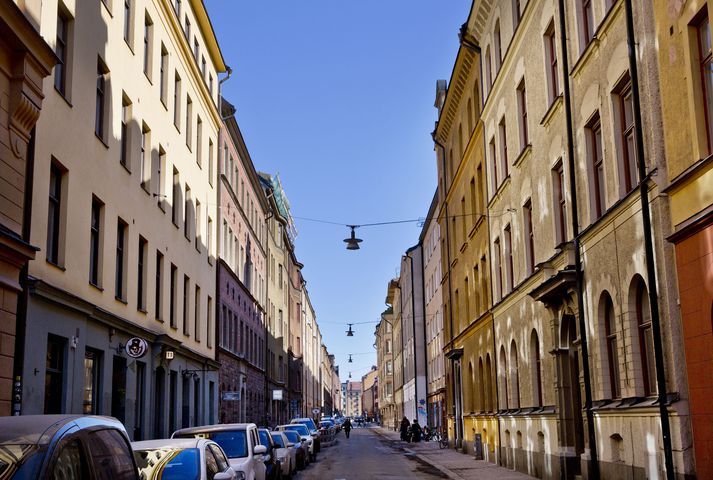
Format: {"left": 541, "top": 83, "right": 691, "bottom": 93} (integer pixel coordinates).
{"left": 190, "top": 0, "right": 227, "bottom": 72}
{"left": 173, "top": 423, "right": 256, "bottom": 436}
{"left": 0, "top": 415, "right": 126, "bottom": 446}
{"left": 132, "top": 438, "right": 204, "bottom": 450}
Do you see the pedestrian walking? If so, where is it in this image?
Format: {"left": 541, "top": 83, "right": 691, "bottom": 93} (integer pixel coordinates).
{"left": 343, "top": 418, "right": 352, "bottom": 439}
{"left": 399, "top": 417, "right": 411, "bottom": 442}
{"left": 410, "top": 419, "right": 423, "bottom": 443}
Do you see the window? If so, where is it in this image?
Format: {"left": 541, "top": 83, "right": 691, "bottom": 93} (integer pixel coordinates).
{"left": 509, "top": 341, "right": 520, "bottom": 408}
{"left": 172, "top": 168, "right": 180, "bottom": 226}
{"left": 123, "top": 0, "right": 133, "bottom": 47}
{"left": 95, "top": 59, "right": 108, "bottom": 141}
{"left": 523, "top": 199, "right": 534, "bottom": 275}
{"left": 517, "top": 78, "right": 528, "bottom": 150}
{"left": 531, "top": 330, "right": 543, "bottom": 407}
{"left": 196, "top": 116, "right": 203, "bottom": 167}
{"left": 207, "top": 296, "right": 213, "bottom": 348}
{"left": 155, "top": 251, "right": 163, "bottom": 321}
{"left": 587, "top": 113, "right": 606, "bottom": 220}
{"left": 174, "top": 0, "right": 181, "bottom": 16}
{"left": 137, "top": 236, "right": 147, "bottom": 311}
{"left": 494, "top": 20, "right": 502, "bottom": 73}
{"left": 615, "top": 76, "right": 637, "bottom": 193}
{"left": 184, "top": 185, "right": 192, "bottom": 240}
{"left": 469, "top": 177, "right": 477, "bottom": 225}
{"left": 208, "top": 139, "right": 214, "bottom": 186}
{"left": 115, "top": 219, "right": 127, "bottom": 300}
{"left": 90, "top": 197, "right": 103, "bottom": 286}
{"left": 55, "top": 9, "right": 70, "bottom": 96}
{"left": 512, "top": 0, "right": 521, "bottom": 30}
{"left": 140, "top": 123, "right": 150, "bottom": 190}
{"left": 143, "top": 13, "right": 153, "bottom": 79}
{"left": 185, "top": 16, "right": 191, "bottom": 40}
{"left": 494, "top": 237, "right": 502, "bottom": 300}
{"left": 120, "top": 96, "right": 131, "bottom": 168}
{"left": 209, "top": 74, "right": 214, "bottom": 97}
{"left": 504, "top": 224, "right": 513, "bottom": 293}
{"left": 201, "top": 56, "right": 206, "bottom": 79}
{"left": 602, "top": 292, "right": 620, "bottom": 399}
{"left": 160, "top": 44, "right": 168, "bottom": 105}
{"left": 183, "top": 275, "right": 190, "bottom": 336}
{"left": 697, "top": 12, "right": 713, "bottom": 154}
{"left": 499, "top": 116, "right": 508, "bottom": 178}
{"left": 170, "top": 264, "right": 177, "bottom": 328}
{"left": 174, "top": 73, "right": 181, "bottom": 129}
{"left": 553, "top": 160, "right": 567, "bottom": 245}
{"left": 86, "top": 428, "right": 136, "bottom": 479}
{"left": 195, "top": 200, "right": 202, "bottom": 252}
{"left": 83, "top": 348, "right": 102, "bottom": 414}
{"left": 194, "top": 37, "right": 199, "bottom": 60}
{"left": 544, "top": 22, "right": 559, "bottom": 104}
{"left": 461, "top": 196, "right": 467, "bottom": 244}
{"left": 485, "top": 47, "right": 493, "bottom": 93}
{"left": 195, "top": 285, "right": 201, "bottom": 342}
{"left": 489, "top": 137, "right": 498, "bottom": 191}
{"left": 47, "top": 163, "right": 65, "bottom": 265}
{"left": 581, "top": 0, "right": 594, "bottom": 48}
{"left": 45, "top": 335, "right": 66, "bottom": 414}
{"left": 636, "top": 280, "right": 656, "bottom": 396}
{"left": 207, "top": 216, "right": 213, "bottom": 261}
{"left": 186, "top": 95, "right": 193, "bottom": 149}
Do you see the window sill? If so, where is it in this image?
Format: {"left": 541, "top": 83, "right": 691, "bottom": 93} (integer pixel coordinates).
{"left": 115, "top": 296, "right": 128, "bottom": 305}
{"left": 141, "top": 183, "right": 150, "bottom": 195}
{"left": 540, "top": 95, "right": 563, "bottom": 127}
{"left": 144, "top": 72, "right": 153, "bottom": 85}
{"left": 513, "top": 144, "right": 532, "bottom": 169}
{"left": 137, "top": 307, "right": 147, "bottom": 314}
{"left": 158, "top": 201, "right": 166, "bottom": 213}
{"left": 161, "top": 99, "right": 168, "bottom": 111}
{"left": 570, "top": 36, "right": 599, "bottom": 78}
{"left": 124, "top": 39, "right": 134, "bottom": 55}
{"left": 487, "top": 175, "right": 511, "bottom": 209}
{"left": 89, "top": 281, "right": 103, "bottom": 292}
{"left": 54, "top": 86, "right": 73, "bottom": 107}
{"left": 95, "top": 133, "right": 109, "bottom": 149}
{"left": 155, "top": 317, "right": 164, "bottom": 323}
{"left": 46, "top": 259, "right": 66, "bottom": 271}
{"left": 120, "top": 161, "right": 131, "bottom": 174}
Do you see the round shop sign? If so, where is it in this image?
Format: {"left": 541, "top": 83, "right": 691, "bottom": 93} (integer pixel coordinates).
{"left": 125, "top": 337, "right": 148, "bottom": 358}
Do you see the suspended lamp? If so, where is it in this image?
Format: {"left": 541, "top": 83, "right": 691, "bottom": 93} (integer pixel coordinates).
{"left": 343, "top": 225, "right": 362, "bottom": 250}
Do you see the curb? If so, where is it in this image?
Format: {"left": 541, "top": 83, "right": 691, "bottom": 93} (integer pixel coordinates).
{"left": 371, "top": 427, "right": 463, "bottom": 480}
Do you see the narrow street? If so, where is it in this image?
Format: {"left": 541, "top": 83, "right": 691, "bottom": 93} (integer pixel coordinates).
{"left": 303, "top": 427, "right": 448, "bottom": 479}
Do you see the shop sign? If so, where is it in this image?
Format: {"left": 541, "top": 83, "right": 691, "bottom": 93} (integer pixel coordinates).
{"left": 125, "top": 337, "right": 148, "bottom": 358}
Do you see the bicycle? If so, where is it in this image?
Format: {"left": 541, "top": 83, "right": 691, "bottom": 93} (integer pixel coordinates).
{"left": 436, "top": 430, "right": 449, "bottom": 449}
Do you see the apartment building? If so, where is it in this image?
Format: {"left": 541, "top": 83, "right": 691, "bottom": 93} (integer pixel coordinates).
{"left": 361, "top": 366, "right": 378, "bottom": 419}
{"left": 0, "top": 1, "right": 55, "bottom": 416}
{"left": 287, "top": 249, "right": 304, "bottom": 418}
{"left": 653, "top": 0, "right": 713, "bottom": 477}
{"left": 473, "top": 0, "right": 691, "bottom": 478}
{"left": 387, "top": 278, "right": 404, "bottom": 428}
{"left": 421, "top": 192, "right": 446, "bottom": 431}
{"left": 22, "top": 0, "right": 225, "bottom": 439}
{"left": 344, "top": 380, "right": 362, "bottom": 417}
{"left": 376, "top": 307, "right": 395, "bottom": 429}
{"left": 217, "top": 98, "right": 268, "bottom": 425}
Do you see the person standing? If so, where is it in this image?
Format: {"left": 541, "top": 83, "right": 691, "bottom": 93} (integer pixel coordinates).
{"left": 410, "top": 419, "right": 423, "bottom": 443}
{"left": 400, "top": 417, "right": 411, "bottom": 442}
{"left": 343, "top": 418, "right": 352, "bottom": 439}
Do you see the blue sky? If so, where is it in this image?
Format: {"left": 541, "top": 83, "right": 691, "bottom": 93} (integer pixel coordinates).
{"left": 204, "top": 1, "right": 470, "bottom": 383}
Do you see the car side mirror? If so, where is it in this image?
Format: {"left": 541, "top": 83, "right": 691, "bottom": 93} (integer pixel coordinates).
{"left": 254, "top": 445, "right": 267, "bottom": 456}
{"left": 214, "top": 470, "right": 234, "bottom": 480}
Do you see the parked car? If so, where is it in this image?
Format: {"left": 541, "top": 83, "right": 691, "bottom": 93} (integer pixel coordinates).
{"left": 318, "top": 421, "right": 336, "bottom": 438}
{"left": 133, "top": 437, "right": 237, "bottom": 480}
{"left": 280, "top": 429, "right": 308, "bottom": 469}
{"left": 173, "top": 423, "right": 267, "bottom": 480}
{"left": 257, "top": 428, "right": 282, "bottom": 480}
{"left": 320, "top": 417, "right": 338, "bottom": 432}
{"left": 276, "top": 424, "right": 316, "bottom": 462}
{"left": 269, "top": 431, "right": 297, "bottom": 478}
{"left": 289, "top": 418, "right": 320, "bottom": 452}
{"left": 0, "top": 414, "right": 138, "bottom": 479}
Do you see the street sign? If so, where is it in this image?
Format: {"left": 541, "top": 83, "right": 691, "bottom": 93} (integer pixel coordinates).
{"left": 222, "top": 391, "right": 240, "bottom": 401}
{"left": 312, "top": 408, "right": 320, "bottom": 414}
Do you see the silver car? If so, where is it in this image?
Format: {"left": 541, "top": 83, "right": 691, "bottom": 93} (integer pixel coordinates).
{"left": 270, "top": 431, "right": 297, "bottom": 477}
{"left": 133, "top": 437, "right": 237, "bottom": 480}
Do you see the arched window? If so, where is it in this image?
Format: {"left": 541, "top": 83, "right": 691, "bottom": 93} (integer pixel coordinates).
{"left": 510, "top": 340, "right": 520, "bottom": 408}
{"left": 635, "top": 279, "right": 656, "bottom": 396}
{"left": 467, "top": 99, "right": 473, "bottom": 133}
{"left": 601, "top": 292, "right": 621, "bottom": 399}
{"left": 485, "top": 353, "right": 494, "bottom": 412}
{"left": 530, "top": 329, "right": 543, "bottom": 407}
{"left": 485, "top": 46, "right": 493, "bottom": 92}
{"left": 499, "top": 345, "right": 509, "bottom": 410}
{"left": 494, "top": 20, "right": 502, "bottom": 72}
{"left": 478, "top": 357, "right": 485, "bottom": 412}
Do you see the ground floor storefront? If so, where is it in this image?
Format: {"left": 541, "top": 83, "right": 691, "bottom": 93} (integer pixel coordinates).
{"left": 21, "top": 280, "right": 218, "bottom": 440}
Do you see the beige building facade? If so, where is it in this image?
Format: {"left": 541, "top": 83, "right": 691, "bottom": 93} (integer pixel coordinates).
{"left": 21, "top": 0, "right": 225, "bottom": 439}
{"left": 376, "top": 307, "right": 395, "bottom": 429}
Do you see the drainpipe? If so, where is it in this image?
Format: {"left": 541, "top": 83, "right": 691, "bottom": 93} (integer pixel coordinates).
{"left": 623, "top": 1, "right": 674, "bottom": 478}
{"left": 557, "top": 1, "right": 600, "bottom": 477}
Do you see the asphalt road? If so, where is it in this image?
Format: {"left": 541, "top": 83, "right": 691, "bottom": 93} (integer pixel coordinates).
{"left": 300, "top": 427, "right": 448, "bottom": 480}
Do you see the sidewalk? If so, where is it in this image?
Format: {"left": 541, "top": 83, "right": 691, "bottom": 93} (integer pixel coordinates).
{"left": 372, "top": 426, "right": 533, "bottom": 480}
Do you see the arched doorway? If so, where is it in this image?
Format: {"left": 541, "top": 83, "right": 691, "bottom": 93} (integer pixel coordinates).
{"left": 557, "top": 314, "right": 584, "bottom": 478}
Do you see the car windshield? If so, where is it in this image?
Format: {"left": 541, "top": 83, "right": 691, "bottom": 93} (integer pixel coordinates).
{"left": 134, "top": 448, "right": 200, "bottom": 480}
{"left": 270, "top": 434, "right": 285, "bottom": 448}
{"left": 0, "top": 444, "right": 40, "bottom": 480}
{"left": 282, "top": 431, "right": 300, "bottom": 444}
{"left": 284, "top": 425, "right": 309, "bottom": 436}
{"left": 257, "top": 430, "right": 271, "bottom": 449}
{"left": 191, "top": 431, "right": 248, "bottom": 459}
{"left": 298, "top": 419, "right": 317, "bottom": 431}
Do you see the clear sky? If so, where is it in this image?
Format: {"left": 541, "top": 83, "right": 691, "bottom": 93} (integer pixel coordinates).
{"left": 204, "top": 0, "right": 470, "bottom": 385}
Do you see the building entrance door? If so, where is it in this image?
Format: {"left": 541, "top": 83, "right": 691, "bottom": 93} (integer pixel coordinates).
{"left": 557, "top": 314, "right": 584, "bottom": 478}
